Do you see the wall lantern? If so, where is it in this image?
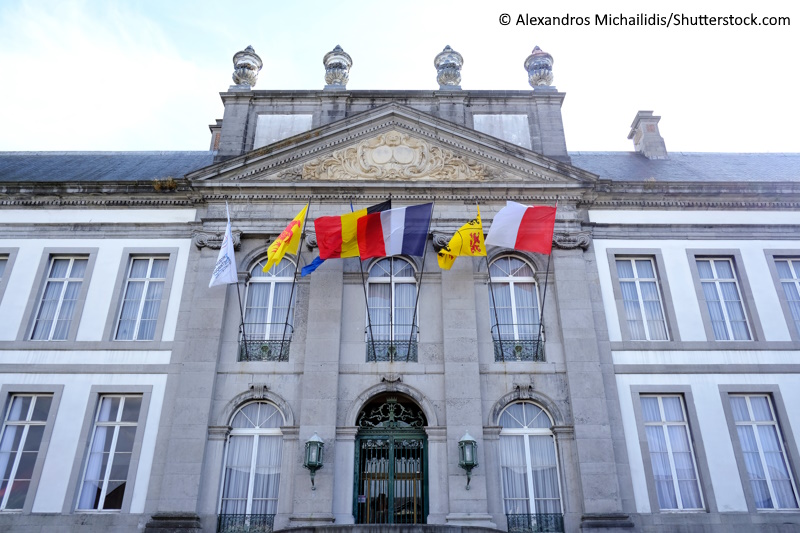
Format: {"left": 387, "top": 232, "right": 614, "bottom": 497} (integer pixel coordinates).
{"left": 303, "top": 432, "right": 324, "bottom": 490}
{"left": 458, "top": 431, "right": 478, "bottom": 490}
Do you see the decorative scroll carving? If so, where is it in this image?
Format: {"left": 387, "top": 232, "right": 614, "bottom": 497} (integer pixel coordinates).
{"left": 193, "top": 229, "right": 242, "bottom": 250}
{"left": 513, "top": 381, "right": 534, "bottom": 400}
{"left": 357, "top": 397, "right": 425, "bottom": 429}
{"left": 381, "top": 374, "right": 403, "bottom": 386}
{"left": 431, "top": 231, "right": 450, "bottom": 251}
{"left": 553, "top": 231, "right": 591, "bottom": 250}
{"left": 277, "top": 165, "right": 303, "bottom": 181}
{"left": 249, "top": 383, "right": 269, "bottom": 399}
{"left": 305, "top": 234, "right": 318, "bottom": 251}
{"left": 302, "top": 130, "right": 497, "bottom": 181}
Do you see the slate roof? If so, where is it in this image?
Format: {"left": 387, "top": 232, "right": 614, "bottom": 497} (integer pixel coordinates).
{"left": 0, "top": 150, "right": 797, "bottom": 184}
{"left": 0, "top": 151, "right": 214, "bottom": 182}
{"left": 569, "top": 152, "right": 800, "bottom": 182}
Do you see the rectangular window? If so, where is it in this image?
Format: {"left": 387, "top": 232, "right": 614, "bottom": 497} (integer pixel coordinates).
{"left": 115, "top": 257, "right": 168, "bottom": 341}
{"left": 615, "top": 258, "right": 668, "bottom": 341}
{"left": 696, "top": 258, "right": 751, "bottom": 340}
{"left": 729, "top": 394, "right": 799, "bottom": 510}
{"left": 30, "top": 256, "right": 88, "bottom": 340}
{"left": 774, "top": 259, "right": 800, "bottom": 336}
{"left": 640, "top": 395, "right": 704, "bottom": 510}
{"left": 0, "top": 256, "right": 7, "bottom": 280}
{"left": 77, "top": 395, "right": 142, "bottom": 510}
{"left": 0, "top": 395, "right": 52, "bottom": 511}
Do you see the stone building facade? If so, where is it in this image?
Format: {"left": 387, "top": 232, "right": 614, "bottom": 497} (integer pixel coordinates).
{"left": 0, "top": 45, "right": 799, "bottom": 533}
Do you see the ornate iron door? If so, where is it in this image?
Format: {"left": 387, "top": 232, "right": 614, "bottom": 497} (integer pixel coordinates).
{"left": 353, "top": 397, "right": 428, "bottom": 524}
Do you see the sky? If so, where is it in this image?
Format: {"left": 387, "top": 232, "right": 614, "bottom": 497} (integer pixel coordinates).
{"left": 0, "top": 0, "right": 798, "bottom": 153}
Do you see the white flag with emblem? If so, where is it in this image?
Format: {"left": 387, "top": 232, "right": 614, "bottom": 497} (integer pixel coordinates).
{"left": 209, "top": 203, "right": 239, "bottom": 287}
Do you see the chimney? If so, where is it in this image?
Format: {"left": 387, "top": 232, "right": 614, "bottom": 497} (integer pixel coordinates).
{"left": 208, "top": 119, "right": 223, "bottom": 151}
{"left": 628, "top": 111, "right": 667, "bottom": 159}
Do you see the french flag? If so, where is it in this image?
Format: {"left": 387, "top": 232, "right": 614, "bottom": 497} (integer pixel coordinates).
{"left": 485, "top": 201, "right": 556, "bottom": 255}
{"left": 357, "top": 203, "right": 434, "bottom": 259}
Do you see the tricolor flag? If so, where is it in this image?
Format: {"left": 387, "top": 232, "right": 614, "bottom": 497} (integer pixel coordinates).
{"left": 314, "top": 200, "right": 391, "bottom": 260}
{"left": 437, "top": 206, "right": 486, "bottom": 270}
{"left": 357, "top": 203, "right": 434, "bottom": 260}
{"left": 485, "top": 201, "right": 556, "bottom": 255}
{"left": 263, "top": 204, "right": 308, "bottom": 273}
{"left": 209, "top": 203, "right": 239, "bottom": 288}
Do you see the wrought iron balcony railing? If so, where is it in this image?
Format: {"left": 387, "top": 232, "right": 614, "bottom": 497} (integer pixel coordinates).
{"left": 491, "top": 324, "right": 545, "bottom": 362}
{"left": 217, "top": 514, "right": 275, "bottom": 533}
{"left": 506, "top": 513, "right": 564, "bottom": 533}
{"left": 239, "top": 324, "right": 292, "bottom": 362}
{"left": 366, "top": 325, "right": 419, "bottom": 362}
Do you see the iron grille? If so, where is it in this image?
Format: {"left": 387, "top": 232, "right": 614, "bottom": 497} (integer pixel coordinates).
{"left": 506, "top": 513, "right": 564, "bottom": 533}
{"left": 366, "top": 325, "right": 418, "bottom": 362}
{"left": 238, "top": 324, "right": 292, "bottom": 362}
{"left": 491, "top": 324, "right": 544, "bottom": 362}
{"left": 217, "top": 514, "right": 275, "bottom": 533}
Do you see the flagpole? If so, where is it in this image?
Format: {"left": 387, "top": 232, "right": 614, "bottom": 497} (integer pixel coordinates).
{"left": 533, "top": 200, "right": 557, "bottom": 361}
{"left": 406, "top": 199, "right": 435, "bottom": 362}
{"left": 279, "top": 199, "right": 310, "bottom": 361}
{"left": 352, "top": 198, "right": 379, "bottom": 362}
{"left": 221, "top": 201, "right": 249, "bottom": 362}
{"left": 483, "top": 201, "right": 509, "bottom": 361}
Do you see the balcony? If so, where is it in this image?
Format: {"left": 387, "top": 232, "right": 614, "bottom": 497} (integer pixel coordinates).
{"left": 238, "top": 324, "right": 292, "bottom": 362}
{"left": 366, "top": 325, "right": 418, "bottom": 362}
{"left": 217, "top": 514, "right": 275, "bottom": 533}
{"left": 491, "top": 324, "right": 544, "bottom": 362}
{"left": 506, "top": 513, "right": 564, "bottom": 533}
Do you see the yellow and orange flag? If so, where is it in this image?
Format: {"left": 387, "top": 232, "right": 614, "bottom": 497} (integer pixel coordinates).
{"left": 263, "top": 204, "right": 308, "bottom": 273}
{"left": 437, "top": 206, "right": 486, "bottom": 270}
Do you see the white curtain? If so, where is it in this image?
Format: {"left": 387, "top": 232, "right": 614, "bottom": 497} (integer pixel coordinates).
{"left": 701, "top": 282, "right": 729, "bottom": 340}
{"left": 251, "top": 436, "right": 283, "bottom": 514}
{"left": 528, "top": 435, "right": 561, "bottom": 513}
{"left": 368, "top": 283, "right": 391, "bottom": 341}
{"left": 138, "top": 280, "right": 163, "bottom": 340}
{"left": 268, "top": 282, "right": 294, "bottom": 339}
{"left": 0, "top": 397, "right": 24, "bottom": 504}
{"left": 514, "top": 283, "right": 539, "bottom": 339}
{"left": 667, "top": 425, "right": 702, "bottom": 508}
{"left": 737, "top": 425, "right": 772, "bottom": 508}
{"left": 620, "top": 281, "right": 646, "bottom": 340}
{"left": 639, "top": 281, "right": 667, "bottom": 340}
{"left": 79, "top": 398, "right": 113, "bottom": 509}
{"left": 221, "top": 435, "right": 253, "bottom": 515}
{"left": 490, "top": 284, "right": 514, "bottom": 340}
{"left": 394, "top": 283, "right": 416, "bottom": 340}
{"left": 499, "top": 435, "right": 529, "bottom": 514}
{"left": 116, "top": 280, "right": 144, "bottom": 340}
{"left": 245, "top": 284, "right": 271, "bottom": 338}
{"left": 645, "top": 425, "right": 678, "bottom": 509}
{"left": 719, "top": 282, "right": 749, "bottom": 340}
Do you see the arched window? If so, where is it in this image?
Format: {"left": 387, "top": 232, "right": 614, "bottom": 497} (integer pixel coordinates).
{"left": 241, "top": 258, "right": 295, "bottom": 361}
{"left": 366, "top": 257, "right": 418, "bottom": 362}
{"left": 498, "top": 401, "right": 562, "bottom": 528}
{"left": 489, "top": 256, "right": 542, "bottom": 361}
{"left": 219, "top": 402, "right": 284, "bottom": 529}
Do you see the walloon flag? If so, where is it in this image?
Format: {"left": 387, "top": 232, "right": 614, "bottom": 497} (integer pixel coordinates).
{"left": 314, "top": 200, "right": 391, "bottom": 259}
{"left": 209, "top": 203, "right": 238, "bottom": 287}
{"left": 437, "top": 206, "right": 486, "bottom": 270}
{"left": 356, "top": 203, "right": 434, "bottom": 259}
{"left": 263, "top": 204, "right": 308, "bottom": 273}
{"left": 485, "top": 201, "right": 557, "bottom": 255}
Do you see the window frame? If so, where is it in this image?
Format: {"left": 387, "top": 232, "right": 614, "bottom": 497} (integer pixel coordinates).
{"left": 488, "top": 255, "right": 542, "bottom": 342}
{"left": 606, "top": 249, "right": 680, "bottom": 344}
{"left": 17, "top": 248, "right": 98, "bottom": 343}
{"left": 217, "top": 401, "right": 285, "bottom": 517}
{"left": 497, "top": 400, "right": 564, "bottom": 516}
{"left": 764, "top": 250, "right": 800, "bottom": 342}
{"left": 243, "top": 257, "right": 296, "bottom": 341}
{"left": 104, "top": 248, "right": 179, "bottom": 343}
{"left": 0, "top": 385, "right": 63, "bottom": 514}
{"left": 365, "top": 256, "right": 419, "bottom": 344}
{"left": 686, "top": 250, "right": 764, "bottom": 344}
{"left": 0, "top": 248, "right": 18, "bottom": 306}
{"left": 630, "top": 386, "right": 716, "bottom": 514}
{"left": 719, "top": 386, "right": 800, "bottom": 512}
{"left": 65, "top": 386, "right": 151, "bottom": 514}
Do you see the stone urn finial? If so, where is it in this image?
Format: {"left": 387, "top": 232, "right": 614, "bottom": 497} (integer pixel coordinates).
{"left": 232, "top": 45, "right": 263, "bottom": 88}
{"left": 434, "top": 45, "right": 463, "bottom": 90}
{"left": 524, "top": 46, "right": 554, "bottom": 88}
{"left": 323, "top": 45, "right": 353, "bottom": 90}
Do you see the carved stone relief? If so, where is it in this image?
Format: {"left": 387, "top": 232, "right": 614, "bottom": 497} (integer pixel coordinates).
{"left": 552, "top": 230, "right": 592, "bottom": 250}
{"left": 302, "top": 130, "right": 501, "bottom": 181}
{"left": 193, "top": 229, "right": 242, "bottom": 250}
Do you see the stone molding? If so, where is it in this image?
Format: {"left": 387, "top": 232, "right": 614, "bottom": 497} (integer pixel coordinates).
{"left": 192, "top": 229, "right": 242, "bottom": 250}
{"left": 553, "top": 230, "right": 591, "bottom": 250}
{"left": 207, "top": 425, "right": 231, "bottom": 441}
{"left": 302, "top": 130, "right": 501, "bottom": 182}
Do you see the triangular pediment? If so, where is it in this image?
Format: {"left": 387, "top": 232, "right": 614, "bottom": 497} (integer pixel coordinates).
{"left": 186, "top": 104, "right": 597, "bottom": 186}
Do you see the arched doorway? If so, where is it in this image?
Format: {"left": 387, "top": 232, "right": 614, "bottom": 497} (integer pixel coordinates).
{"left": 353, "top": 394, "right": 428, "bottom": 524}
